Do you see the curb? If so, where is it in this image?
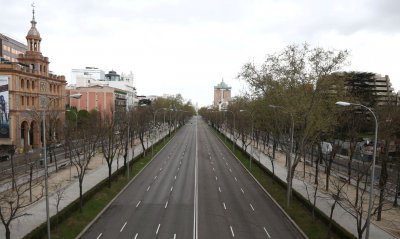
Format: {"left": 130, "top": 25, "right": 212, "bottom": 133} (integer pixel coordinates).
{"left": 75, "top": 131, "right": 178, "bottom": 239}
{"left": 213, "top": 128, "right": 309, "bottom": 239}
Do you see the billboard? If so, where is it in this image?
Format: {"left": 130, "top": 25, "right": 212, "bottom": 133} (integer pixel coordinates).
{"left": 0, "top": 75, "right": 9, "bottom": 138}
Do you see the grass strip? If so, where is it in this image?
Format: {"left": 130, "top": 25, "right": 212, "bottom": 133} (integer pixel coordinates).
{"left": 24, "top": 131, "right": 177, "bottom": 239}
{"left": 213, "top": 128, "right": 355, "bottom": 239}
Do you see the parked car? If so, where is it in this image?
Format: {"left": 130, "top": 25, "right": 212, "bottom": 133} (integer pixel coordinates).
{"left": 0, "top": 154, "right": 10, "bottom": 162}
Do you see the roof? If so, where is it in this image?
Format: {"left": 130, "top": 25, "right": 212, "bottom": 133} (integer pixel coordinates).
{"left": 214, "top": 80, "right": 231, "bottom": 90}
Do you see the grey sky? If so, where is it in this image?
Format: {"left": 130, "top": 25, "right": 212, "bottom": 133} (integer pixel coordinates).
{"left": 1, "top": 0, "right": 399, "bottom": 106}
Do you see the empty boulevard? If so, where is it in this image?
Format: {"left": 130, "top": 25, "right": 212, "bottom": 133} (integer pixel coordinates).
{"left": 80, "top": 116, "right": 303, "bottom": 239}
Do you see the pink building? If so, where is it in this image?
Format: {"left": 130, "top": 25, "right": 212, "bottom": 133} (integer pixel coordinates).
{"left": 67, "top": 85, "right": 127, "bottom": 115}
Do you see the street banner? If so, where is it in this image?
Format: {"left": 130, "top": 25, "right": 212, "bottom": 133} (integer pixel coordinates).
{"left": 0, "top": 75, "right": 10, "bottom": 138}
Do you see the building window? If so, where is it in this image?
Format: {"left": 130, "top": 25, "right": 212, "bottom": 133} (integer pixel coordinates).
{"left": 20, "top": 79, "right": 24, "bottom": 90}
{"left": 21, "top": 96, "right": 24, "bottom": 106}
{"left": 27, "top": 80, "right": 30, "bottom": 90}
{"left": 32, "top": 97, "right": 35, "bottom": 106}
{"left": 32, "top": 80, "right": 35, "bottom": 90}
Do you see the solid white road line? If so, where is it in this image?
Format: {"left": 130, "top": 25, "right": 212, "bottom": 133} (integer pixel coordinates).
{"left": 223, "top": 202, "right": 227, "bottom": 210}
{"left": 156, "top": 224, "right": 161, "bottom": 234}
{"left": 136, "top": 200, "right": 141, "bottom": 208}
{"left": 241, "top": 188, "right": 244, "bottom": 194}
{"left": 147, "top": 186, "right": 151, "bottom": 191}
{"left": 120, "top": 222, "right": 127, "bottom": 232}
{"left": 96, "top": 233, "right": 102, "bottom": 239}
{"left": 165, "top": 201, "right": 169, "bottom": 208}
{"left": 230, "top": 226, "right": 235, "bottom": 237}
{"left": 250, "top": 203, "right": 255, "bottom": 211}
{"left": 134, "top": 233, "right": 138, "bottom": 239}
{"left": 264, "top": 227, "right": 271, "bottom": 238}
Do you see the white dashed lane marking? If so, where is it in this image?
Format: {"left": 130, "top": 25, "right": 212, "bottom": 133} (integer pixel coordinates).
{"left": 156, "top": 224, "right": 161, "bottom": 235}
{"left": 147, "top": 186, "right": 151, "bottom": 191}
{"left": 120, "top": 222, "right": 127, "bottom": 232}
{"left": 136, "top": 200, "right": 141, "bottom": 208}
{"left": 250, "top": 203, "right": 255, "bottom": 211}
{"left": 96, "top": 233, "right": 102, "bottom": 239}
{"left": 241, "top": 188, "right": 244, "bottom": 194}
{"left": 134, "top": 233, "right": 138, "bottom": 239}
{"left": 230, "top": 226, "right": 235, "bottom": 237}
{"left": 223, "top": 202, "right": 227, "bottom": 210}
{"left": 264, "top": 227, "right": 271, "bottom": 238}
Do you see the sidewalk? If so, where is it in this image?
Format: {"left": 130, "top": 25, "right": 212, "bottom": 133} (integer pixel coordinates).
{"left": 221, "top": 129, "right": 397, "bottom": 239}
{"left": 0, "top": 131, "right": 168, "bottom": 239}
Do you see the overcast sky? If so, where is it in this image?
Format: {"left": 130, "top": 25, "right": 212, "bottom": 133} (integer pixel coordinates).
{"left": 2, "top": 0, "right": 400, "bottom": 107}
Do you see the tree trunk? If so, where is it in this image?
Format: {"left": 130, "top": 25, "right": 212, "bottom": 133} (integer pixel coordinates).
{"left": 108, "top": 164, "right": 112, "bottom": 188}
{"left": 328, "top": 201, "right": 337, "bottom": 239}
{"left": 5, "top": 225, "right": 10, "bottom": 239}
{"left": 315, "top": 143, "right": 322, "bottom": 185}
{"left": 29, "top": 164, "right": 33, "bottom": 202}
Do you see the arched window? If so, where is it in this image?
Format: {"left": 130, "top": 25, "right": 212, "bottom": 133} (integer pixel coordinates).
{"left": 20, "top": 79, "right": 24, "bottom": 90}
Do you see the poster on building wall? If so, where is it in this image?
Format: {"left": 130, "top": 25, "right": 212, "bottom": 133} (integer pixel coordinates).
{"left": 0, "top": 75, "right": 9, "bottom": 138}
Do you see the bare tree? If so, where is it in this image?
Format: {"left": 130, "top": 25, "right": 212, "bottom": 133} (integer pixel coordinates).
{"left": 100, "top": 111, "right": 121, "bottom": 188}
{"left": 0, "top": 175, "right": 43, "bottom": 239}
{"left": 339, "top": 160, "right": 377, "bottom": 239}
{"left": 65, "top": 110, "right": 100, "bottom": 211}
{"left": 52, "top": 182, "right": 66, "bottom": 231}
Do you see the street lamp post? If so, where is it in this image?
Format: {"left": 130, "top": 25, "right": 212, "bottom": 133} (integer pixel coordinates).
{"left": 336, "top": 101, "right": 378, "bottom": 239}
{"left": 269, "top": 105, "right": 294, "bottom": 209}
{"left": 239, "top": 109, "right": 254, "bottom": 170}
{"left": 30, "top": 93, "right": 81, "bottom": 239}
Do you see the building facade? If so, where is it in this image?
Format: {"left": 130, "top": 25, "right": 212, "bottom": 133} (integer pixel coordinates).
{"left": 0, "top": 33, "right": 27, "bottom": 63}
{"left": 0, "top": 10, "right": 66, "bottom": 152}
{"left": 214, "top": 79, "right": 231, "bottom": 110}
{"left": 71, "top": 67, "right": 137, "bottom": 108}
{"left": 67, "top": 85, "right": 127, "bottom": 115}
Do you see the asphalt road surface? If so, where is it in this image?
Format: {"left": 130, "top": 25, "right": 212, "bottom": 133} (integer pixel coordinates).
{"left": 80, "top": 116, "right": 303, "bottom": 239}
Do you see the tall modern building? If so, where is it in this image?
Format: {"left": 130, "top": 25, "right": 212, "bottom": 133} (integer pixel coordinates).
{"left": 214, "top": 79, "right": 231, "bottom": 110}
{"left": 70, "top": 67, "right": 137, "bottom": 108}
{"left": 0, "top": 33, "right": 27, "bottom": 62}
{"left": 0, "top": 8, "right": 66, "bottom": 151}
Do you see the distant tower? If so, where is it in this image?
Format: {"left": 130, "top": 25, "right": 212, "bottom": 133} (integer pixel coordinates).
{"left": 213, "top": 79, "right": 231, "bottom": 110}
